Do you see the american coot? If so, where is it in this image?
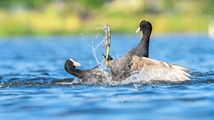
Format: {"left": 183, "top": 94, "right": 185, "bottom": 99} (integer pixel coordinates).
{"left": 64, "top": 58, "right": 110, "bottom": 84}
{"left": 106, "top": 20, "right": 152, "bottom": 78}
{"left": 64, "top": 20, "right": 190, "bottom": 83}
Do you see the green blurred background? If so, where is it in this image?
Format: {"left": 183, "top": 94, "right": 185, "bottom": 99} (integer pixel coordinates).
{"left": 0, "top": 0, "right": 213, "bottom": 36}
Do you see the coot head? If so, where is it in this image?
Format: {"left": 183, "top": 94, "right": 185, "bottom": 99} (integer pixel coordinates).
{"left": 64, "top": 58, "right": 81, "bottom": 73}
{"left": 136, "top": 20, "right": 152, "bottom": 33}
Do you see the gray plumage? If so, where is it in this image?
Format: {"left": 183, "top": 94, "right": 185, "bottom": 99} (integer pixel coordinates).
{"left": 127, "top": 55, "right": 190, "bottom": 81}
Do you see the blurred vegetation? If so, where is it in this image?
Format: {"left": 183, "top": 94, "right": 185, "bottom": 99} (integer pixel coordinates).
{"left": 0, "top": 0, "right": 214, "bottom": 36}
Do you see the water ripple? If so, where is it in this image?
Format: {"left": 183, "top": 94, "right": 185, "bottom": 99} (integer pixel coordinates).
{"left": 1, "top": 35, "right": 214, "bottom": 119}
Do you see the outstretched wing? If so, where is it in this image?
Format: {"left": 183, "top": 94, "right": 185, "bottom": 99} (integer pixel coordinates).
{"left": 129, "top": 56, "right": 190, "bottom": 81}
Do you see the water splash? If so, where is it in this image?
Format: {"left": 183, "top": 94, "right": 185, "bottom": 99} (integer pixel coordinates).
{"left": 81, "top": 22, "right": 110, "bottom": 69}
{"left": 91, "top": 36, "right": 105, "bottom": 67}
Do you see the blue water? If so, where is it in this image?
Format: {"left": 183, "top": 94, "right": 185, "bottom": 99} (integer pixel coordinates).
{"left": 0, "top": 34, "right": 214, "bottom": 120}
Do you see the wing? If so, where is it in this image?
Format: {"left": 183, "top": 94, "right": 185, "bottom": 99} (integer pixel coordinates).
{"left": 129, "top": 56, "right": 190, "bottom": 81}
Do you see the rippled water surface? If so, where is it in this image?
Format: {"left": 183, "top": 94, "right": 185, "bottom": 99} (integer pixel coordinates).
{"left": 0, "top": 34, "right": 214, "bottom": 120}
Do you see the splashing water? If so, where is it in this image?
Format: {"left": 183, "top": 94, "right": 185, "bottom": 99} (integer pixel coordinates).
{"left": 82, "top": 22, "right": 110, "bottom": 69}
{"left": 72, "top": 22, "right": 114, "bottom": 85}
{"left": 91, "top": 38, "right": 105, "bottom": 68}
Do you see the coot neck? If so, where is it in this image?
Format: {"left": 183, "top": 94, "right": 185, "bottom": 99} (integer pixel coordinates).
{"left": 70, "top": 68, "right": 83, "bottom": 78}
{"left": 138, "top": 30, "right": 151, "bottom": 57}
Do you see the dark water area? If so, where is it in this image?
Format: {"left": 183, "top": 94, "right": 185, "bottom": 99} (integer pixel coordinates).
{"left": 0, "top": 34, "right": 214, "bottom": 120}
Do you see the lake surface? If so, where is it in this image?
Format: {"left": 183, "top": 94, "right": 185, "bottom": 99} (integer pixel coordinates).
{"left": 0, "top": 34, "right": 214, "bottom": 120}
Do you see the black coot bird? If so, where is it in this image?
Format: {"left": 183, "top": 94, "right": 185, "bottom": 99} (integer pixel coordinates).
{"left": 106, "top": 20, "right": 152, "bottom": 78}
{"left": 64, "top": 58, "right": 110, "bottom": 83}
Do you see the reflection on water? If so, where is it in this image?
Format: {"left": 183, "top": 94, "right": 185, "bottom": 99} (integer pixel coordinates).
{"left": 0, "top": 34, "right": 214, "bottom": 119}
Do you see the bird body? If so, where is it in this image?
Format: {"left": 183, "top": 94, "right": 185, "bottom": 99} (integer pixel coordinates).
{"left": 107, "top": 20, "right": 152, "bottom": 78}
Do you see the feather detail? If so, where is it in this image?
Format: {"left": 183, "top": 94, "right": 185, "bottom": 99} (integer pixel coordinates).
{"left": 129, "top": 56, "right": 190, "bottom": 81}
